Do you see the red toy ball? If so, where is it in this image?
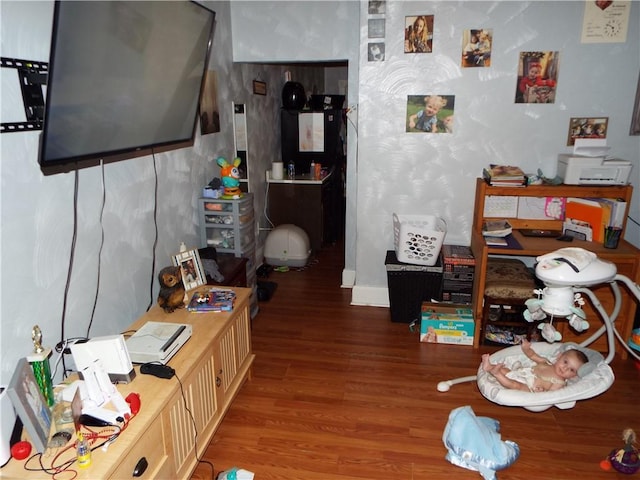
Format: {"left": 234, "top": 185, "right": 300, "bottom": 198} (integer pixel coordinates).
{"left": 11, "top": 441, "right": 31, "bottom": 460}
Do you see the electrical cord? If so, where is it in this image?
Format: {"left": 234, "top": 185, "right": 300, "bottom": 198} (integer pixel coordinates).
{"left": 147, "top": 151, "right": 159, "bottom": 311}
{"left": 86, "top": 158, "right": 107, "bottom": 338}
{"left": 174, "top": 370, "right": 215, "bottom": 477}
{"left": 59, "top": 167, "right": 80, "bottom": 379}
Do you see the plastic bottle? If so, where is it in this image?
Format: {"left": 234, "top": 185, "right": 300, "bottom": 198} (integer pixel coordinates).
{"left": 310, "top": 162, "right": 316, "bottom": 179}
{"left": 287, "top": 161, "right": 295, "bottom": 180}
{"left": 76, "top": 433, "right": 91, "bottom": 468}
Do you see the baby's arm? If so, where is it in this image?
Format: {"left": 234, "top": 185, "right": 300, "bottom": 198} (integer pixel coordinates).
{"left": 521, "top": 339, "right": 547, "bottom": 364}
{"left": 408, "top": 113, "right": 417, "bottom": 128}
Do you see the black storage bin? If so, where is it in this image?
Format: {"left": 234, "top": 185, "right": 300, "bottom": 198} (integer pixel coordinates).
{"left": 385, "top": 250, "right": 443, "bottom": 323}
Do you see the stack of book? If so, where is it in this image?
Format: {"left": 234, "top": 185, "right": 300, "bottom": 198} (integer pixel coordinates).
{"left": 482, "top": 164, "right": 526, "bottom": 186}
{"left": 187, "top": 288, "right": 236, "bottom": 312}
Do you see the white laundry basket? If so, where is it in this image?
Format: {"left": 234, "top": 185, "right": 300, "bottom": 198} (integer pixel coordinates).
{"left": 393, "top": 213, "right": 446, "bottom": 266}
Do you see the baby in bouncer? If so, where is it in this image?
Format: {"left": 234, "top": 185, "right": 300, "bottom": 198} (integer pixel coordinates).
{"left": 481, "top": 340, "right": 588, "bottom": 392}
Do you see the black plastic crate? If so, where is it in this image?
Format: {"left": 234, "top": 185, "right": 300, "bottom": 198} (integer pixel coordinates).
{"left": 385, "top": 251, "right": 443, "bottom": 323}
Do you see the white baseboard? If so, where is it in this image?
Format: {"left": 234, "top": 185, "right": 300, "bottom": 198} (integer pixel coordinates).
{"left": 350, "top": 285, "right": 389, "bottom": 307}
{"left": 341, "top": 268, "right": 356, "bottom": 288}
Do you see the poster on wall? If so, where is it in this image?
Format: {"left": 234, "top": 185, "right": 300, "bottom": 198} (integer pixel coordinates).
{"left": 199, "top": 70, "right": 220, "bottom": 135}
{"left": 567, "top": 117, "right": 608, "bottom": 145}
{"left": 406, "top": 95, "right": 455, "bottom": 133}
{"left": 581, "top": 0, "right": 630, "bottom": 43}
{"left": 404, "top": 15, "right": 434, "bottom": 53}
{"left": 514, "top": 51, "right": 559, "bottom": 104}
{"left": 461, "top": 29, "right": 492, "bottom": 67}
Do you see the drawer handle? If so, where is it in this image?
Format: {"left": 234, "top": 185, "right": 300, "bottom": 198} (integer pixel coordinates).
{"left": 216, "top": 376, "right": 221, "bottom": 387}
{"left": 133, "top": 457, "right": 148, "bottom": 477}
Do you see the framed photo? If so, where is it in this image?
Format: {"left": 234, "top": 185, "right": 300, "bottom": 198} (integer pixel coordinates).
{"left": 368, "top": 18, "right": 385, "bottom": 39}
{"left": 514, "top": 51, "right": 559, "bottom": 104}
{"left": 172, "top": 247, "right": 206, "bottom": 290}
{"left": 567, "top": 117, "right": 608, "bottom": 145}
{"left": 252, "top": 80, "right": 266, "bottom": 96}
{"left": 7, "top": 358, "right": 52, "bottom": 453}
{"left": 461, "top": 29, "right": 492, "bottom": 68}
{"left": 406, "top": 95, "right": 455, "bottom": 133}
{"left": 404, "top": 15, "right": 433, "bottom": 53}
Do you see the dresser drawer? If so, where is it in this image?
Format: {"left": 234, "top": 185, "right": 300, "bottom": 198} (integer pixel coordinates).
{"left": 109, "top": 420, "right": 169, "bottom": 479}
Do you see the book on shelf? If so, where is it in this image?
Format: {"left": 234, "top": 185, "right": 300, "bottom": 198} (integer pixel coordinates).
{"left": 482, "top": 164, "right": 526, "bottom": 186}
{"left": 482, "top": 219, "right": 513, "bottom": 237}
{"left": 187, "top": 288, "right": 236, "bottom": 312}
{"left": 441, "top": 244, "right": 475, "bottom": 265}
{"left": 484, "top": 236, "right": 508, "bottom": 246}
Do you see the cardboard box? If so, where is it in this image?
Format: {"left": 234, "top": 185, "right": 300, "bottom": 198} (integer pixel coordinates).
{"left": 420, "top": 302, "right": 474, "bottom": 345}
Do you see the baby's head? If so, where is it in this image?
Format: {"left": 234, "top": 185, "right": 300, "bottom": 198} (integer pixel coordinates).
{"left": 554, "top": 348, "right": 588, "bottom": 380}
{"left": 527, "top": 62, "right": 542, "bottom": 79}
{"left": 424, "top": 95, "right": 447, "bottom": 116}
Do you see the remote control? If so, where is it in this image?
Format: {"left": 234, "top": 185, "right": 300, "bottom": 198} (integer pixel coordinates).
{"left": 140, "top": 363, "right": 175, "bottom": 379}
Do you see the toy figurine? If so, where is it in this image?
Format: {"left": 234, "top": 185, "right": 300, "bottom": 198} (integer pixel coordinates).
{"left": 157, "top": 266, "right": 186, "bottom": 313}
{"left": 600, "top": 428, "right": 640, "bottom": 474}
{"left": 216, "top": 156, "right": 243, "bottom": 199}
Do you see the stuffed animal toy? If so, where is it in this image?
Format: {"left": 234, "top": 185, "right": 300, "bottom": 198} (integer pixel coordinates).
{"left": 216, "top": 156, "right": 243, "bottom": 199}
{"left": 157, "top": 266, "right": 186, "bottom": 313}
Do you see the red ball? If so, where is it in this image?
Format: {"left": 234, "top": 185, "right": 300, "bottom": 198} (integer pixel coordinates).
{"left": 11, "top": 441, "right": 31, "bottom": 460}
{"left": 600, "top": 458, "right": 612, "bottom": 471}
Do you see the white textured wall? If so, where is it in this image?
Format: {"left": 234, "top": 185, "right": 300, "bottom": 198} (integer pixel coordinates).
{"left": 352, "top": 1, "right": 640, "bottom": 305}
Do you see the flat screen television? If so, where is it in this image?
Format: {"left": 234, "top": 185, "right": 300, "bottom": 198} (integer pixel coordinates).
{"left": 39, "top": 1, "right": 215, "bottom": 172}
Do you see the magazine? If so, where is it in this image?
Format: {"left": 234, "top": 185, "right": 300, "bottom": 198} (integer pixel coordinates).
{"left": 187, "top": 288, "right": 236, "bottom": 312}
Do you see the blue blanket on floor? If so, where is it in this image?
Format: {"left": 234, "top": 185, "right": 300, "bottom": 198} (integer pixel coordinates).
{"left": 442, "top": 406, "right": 519, "bottom": 480}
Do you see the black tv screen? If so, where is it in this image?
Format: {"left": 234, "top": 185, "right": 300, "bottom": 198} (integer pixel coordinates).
{"left": 39, "top": 1, "right": 215, "bottom": 170}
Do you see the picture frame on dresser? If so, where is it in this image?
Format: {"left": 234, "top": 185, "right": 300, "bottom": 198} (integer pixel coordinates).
{"left": 6, "top": 358, "right": 52, "bottom": 453}
{"left": 172, "top": 247, "right": 206, "bottom": 290}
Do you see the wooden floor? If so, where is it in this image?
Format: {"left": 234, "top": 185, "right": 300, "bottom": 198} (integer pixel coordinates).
{"left": 192, "top": 242, "right": 639, "bottom": 480}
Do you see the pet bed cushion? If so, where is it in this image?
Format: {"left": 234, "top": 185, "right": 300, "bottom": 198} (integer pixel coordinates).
{"left": 477, "top": 342, "right": 614, "bottom": 412}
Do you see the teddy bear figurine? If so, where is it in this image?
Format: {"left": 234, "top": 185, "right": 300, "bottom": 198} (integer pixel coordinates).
{"left": 157, "top": 266, "right": 186, "bottom": 313}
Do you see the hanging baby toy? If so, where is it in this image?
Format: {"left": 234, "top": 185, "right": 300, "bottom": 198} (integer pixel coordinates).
{"left": 217, "top": 156, "right": 243, "bottom": 199}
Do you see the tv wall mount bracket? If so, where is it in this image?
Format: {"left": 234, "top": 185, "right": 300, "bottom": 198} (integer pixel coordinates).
{"left": 1, "top": 57, "right": 48, "bottom": 134}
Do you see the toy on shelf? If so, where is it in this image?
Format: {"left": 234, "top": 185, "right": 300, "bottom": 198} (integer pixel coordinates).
{"left": 216, "top": 156, "right": 243, "bottom": 199}
{"left": 600, "top": 428, "right": 640, "bottom": 474}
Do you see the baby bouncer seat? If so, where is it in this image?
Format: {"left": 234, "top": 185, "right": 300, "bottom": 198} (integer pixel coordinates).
{"left": 438, "top": 248, "right": 640, "bottom": 412}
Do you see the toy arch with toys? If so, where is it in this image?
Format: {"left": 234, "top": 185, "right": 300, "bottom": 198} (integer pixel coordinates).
{"left": 438, "top": 248, "right": 640, "bottom": 412}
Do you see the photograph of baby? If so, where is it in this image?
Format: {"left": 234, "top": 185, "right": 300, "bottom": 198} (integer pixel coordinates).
{"left": 404, "top": 15, "right": 433, "bottom": 53}
{"left": 406, "top": 95, "right": 455, "bottom": 133}
{"left": 461, "top": 29, "right": 492, "bottom": 67}
{"left": 515, "top": 51, "right": 560, "bottom": 103}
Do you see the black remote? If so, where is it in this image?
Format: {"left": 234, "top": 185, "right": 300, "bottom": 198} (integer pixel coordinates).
{"left": 140, "top": 363, "right": 175, "bottom": 379}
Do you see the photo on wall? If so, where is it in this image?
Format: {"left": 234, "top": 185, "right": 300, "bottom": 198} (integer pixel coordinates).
{"left": 515, "top": 51, "right": 559, "bottom": 104}
{"left": 404, "top": 15, "right": 434, "bottom": 53}
{"left": 461, "top": 29, "right": 492, "bottom": 67}
{"left": 567, "top": 117, "right": 608, "bottom": 145}
{"left": 368, "top": 18, "right": 385, "bottom": 38}
{"left": 368, "top": 42, "right": 385, "bottom": 62}
{"left": 406, "top": 95, "right": 455, "bottom": 133}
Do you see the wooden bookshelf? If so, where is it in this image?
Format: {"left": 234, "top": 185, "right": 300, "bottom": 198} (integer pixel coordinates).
{"left": 470, "top": 178, "right": 639, "bottom": 357}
